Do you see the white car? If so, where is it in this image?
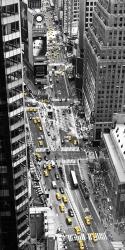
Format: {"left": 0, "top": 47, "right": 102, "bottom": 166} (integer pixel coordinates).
{"left": 51, "top": 160, "right": 56, "bottom": 167}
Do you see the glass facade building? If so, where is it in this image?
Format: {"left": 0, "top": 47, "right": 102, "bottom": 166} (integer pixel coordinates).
{"left": 0, "top": 0, "right": 30, "bottom": 249}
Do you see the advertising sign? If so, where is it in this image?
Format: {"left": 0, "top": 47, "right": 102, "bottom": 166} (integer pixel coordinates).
{"left": 33, "top": 36, "right": 47, "bottom": 57}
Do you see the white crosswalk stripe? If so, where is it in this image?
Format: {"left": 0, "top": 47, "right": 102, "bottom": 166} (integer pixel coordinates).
{"left": 55, "top": 105, "right": 70, "bottom": 109}
{"left": 62, "top": 159, "right": 78, "bottom": 164}
{"left": 111, "top": 241, "right": 124, "bottom": 250}
{"left": 97, "top": 233, "right": 107, "bottom": 240}
{"left": 66, "top": 232, "right": 108, "bottom": 241}
{"left": 88, "top": 232, "right": 107, "bottom": 241}
{"left": 61, "top": 147, "right": 79, "bottom": 151}
{"left": 35, "top": 147, "right": 48, "bottom": 152}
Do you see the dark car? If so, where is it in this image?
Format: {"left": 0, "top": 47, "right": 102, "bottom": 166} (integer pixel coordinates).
{"left": 46, "top": 149, "right": 50, "bottom": 155}
{"left": 80, "top": 179, "right": 86, "bottom": 186}
{"left": 47, "top": 131, "right": 51, "bottom": 136}
{"left": 67, "top": 109, "right": 71, "bottom": 114}
{"left": 72, "top": 235, "right": 77, "bottom": 242}
{"left": 61, "top": 139, "right": 65, "bottom": 145}
{"left": 68, "top": 208, "right": 74, "bottom": 217}
{"left": 59, "top": 187, "right": 64, "bottom": 194}
{"left": 44, "top": 156, "right": 48, "bottom": 161}
{"left": 83, "top": 187, "right": 90, "bottom": 199}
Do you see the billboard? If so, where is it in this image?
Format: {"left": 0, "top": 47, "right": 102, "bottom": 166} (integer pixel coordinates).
{"left": 33, "top": 36, "right": 47, "bottom": 57}
{"left": 34, "top": 65, "right": 47, "bottom": 77}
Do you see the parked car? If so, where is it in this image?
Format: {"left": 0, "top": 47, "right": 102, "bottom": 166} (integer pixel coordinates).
{"left": 68, "top": 208, "right": 74, "bottom": 217}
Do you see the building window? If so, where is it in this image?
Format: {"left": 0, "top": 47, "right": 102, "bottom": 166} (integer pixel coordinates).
{"left": 5, "top": 54, "right": 21, "bottom": 68}
{"left": 3, "top": 21, "right": 19, "bottom": 36}
{"left": 0, "top": 166, "right": 7, "bottom": 173}
{"left": 2, "top": 4, "right": 18, "bottom": 17}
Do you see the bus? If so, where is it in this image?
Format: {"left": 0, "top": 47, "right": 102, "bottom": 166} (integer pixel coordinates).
{"left": 70, "top": 170, "right": 78, "bottom": 188}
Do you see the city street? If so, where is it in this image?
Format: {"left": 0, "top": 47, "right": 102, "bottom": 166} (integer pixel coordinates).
{"left": 25, "top": 6, "right": 119, "bottom": 250}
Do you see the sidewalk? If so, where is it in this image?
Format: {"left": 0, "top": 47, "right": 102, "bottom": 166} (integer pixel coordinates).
{"left": 79, "top": 158, "right": 125, "bottom": 247}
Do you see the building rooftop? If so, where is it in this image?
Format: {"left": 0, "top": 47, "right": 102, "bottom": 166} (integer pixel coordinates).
{"left": 103, "top": 124, "right": 125, "bottom": 184}
{"left": 112, "top": 124, "right": 125, "bottom": 159}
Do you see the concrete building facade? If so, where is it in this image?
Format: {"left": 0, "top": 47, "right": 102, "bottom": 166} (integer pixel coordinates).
{"left": 63, "top": 0, "right": 79, "bottom": 38}
{"left": 83, "top": 0, "right": 125, "bottom": 141}
{"left": 0, "top": 0, "right": 30, "bottom": 249}
{"left": 79, "top": 0, "right": 97, "bottom": 54}
{"left": 103, "top": 114, "right": 125, "bottom": 219}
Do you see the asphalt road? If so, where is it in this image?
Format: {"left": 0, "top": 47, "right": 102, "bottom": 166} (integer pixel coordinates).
{"left": 25, "top": 7, "right": 114, "bottom": 250}
{"left": 65, "top": 164, "right": 113, "bottom": 250}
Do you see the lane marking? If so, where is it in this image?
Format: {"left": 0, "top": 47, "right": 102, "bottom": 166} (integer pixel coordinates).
{"left": 90, "top": 197, "right": 101, "bottom": 222}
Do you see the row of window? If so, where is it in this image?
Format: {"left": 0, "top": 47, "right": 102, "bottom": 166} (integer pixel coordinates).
{"left": 11, "top": 125, "right": 25, "bottom": 139}
{"left": 8, "top": 85, "right": 23, "bottom": 98}
{"left": 12, "top": 149, "right": 26, "bottom": 163}
{"left": 1, "top": 4, "right": 18, "bottom": 17}
{"left": 86, "top": 1, "right": 96, "bottom": 7}
{"left": 4, "top": 38, "right": 21, "bottom": 53}
{"left": 98, "top": 0, "right": 125, "bottom": 14}
{"left": 10, "top": 111, "right": 24, "bottom": 126}
{"left": 5, "top": 54, "right": 21, "bottom": 69}
{"left": 7, "top": 69, "right": 22, "bottom": 84}
{"left": 2, "top": 21, "right": 19, "bottom": 36}
{"left": 14, "top": 162, "right": 26, "bottom": 175}
{"left": 12, "top": 138, "right": 25, "bottom": 152}
{"left": 9, "top": 98, "right": 23, "bottom": 112}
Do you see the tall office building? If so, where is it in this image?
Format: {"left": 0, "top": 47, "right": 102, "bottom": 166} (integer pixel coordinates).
{"left": 63, "top": 0, "right": 79, "bottom": 38}
{"left": 79, "top": 0, "right": 97, "bottom": 53}
{"left": 83, "top": 0, "right": 125, "bottom": 142}
{"left": 0, "top": 1, "right": 30, "bottom": 249}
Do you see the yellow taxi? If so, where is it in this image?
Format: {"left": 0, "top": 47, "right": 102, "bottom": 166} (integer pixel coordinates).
{"left": 28, "top": 107, "right": 37, "bottom": 112}
{"left": 90, "top": 232, "right": 98, "bottom": 242}
{"left": 68, "top": 135, "right": 72, "bottom": 141}
{"left": 59, "top": 203, "right": 65, "bottom": 212}
{"left": 66, "top": 217, "right": 72, "bottom": 225}
{"left": 33, "top": 119, "right": 37, "bottom": 124}
{"left": 73, "top": 139, "right": 78, "bottom": 145}
{"left": 78, "top": 240, "right": 85, "bottom": 250}
{"left": 36, "top": 117, "right": 41, "bottom": 123}
{"left": 27, "top": 107, "right": 34, "bottom": 112}
{"left": 56, "top": 192, "right": 61, "bottom": 201}
{"left": 34, "top": 152, "right": 42, "bottom": 161}
{"left": 43, "top": 169, "right": 49, "bottom": 177}
{"left": 74, "top": 226, "right": 81, "bottom": 235}
{"left": 43, "top": 99, "right": 49, "bottom": 104}
{"left": 84, "top": 215, "right": 93, "bottom": 225}
{"left": 38, "top": 126, "right": 43, "bottom": 131}
{"left": 38, "top": 140, "right": 43, "bottom": 146}
{"left": 62, "top": 195, "right": 68, "bottom": 203}
{"left": 47, "top": 163, "right": 52, "bottom": 171}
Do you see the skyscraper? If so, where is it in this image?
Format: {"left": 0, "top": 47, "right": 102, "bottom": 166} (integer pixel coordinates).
{"left": 79, "top": 0, "right": 97, "bottom": 54}
{"left": 0, "top": 1, "right": 30, "bottom": 249}
{"left": 83, "top": 0, "right": 125, "bottom": 141}
{"left": 63, "top": 0, "right": 79, "bottom": 38}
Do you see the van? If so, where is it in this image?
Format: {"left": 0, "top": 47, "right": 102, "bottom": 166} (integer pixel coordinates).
{"left": 52, "top": 181, "right": 57, "bottom": 189}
